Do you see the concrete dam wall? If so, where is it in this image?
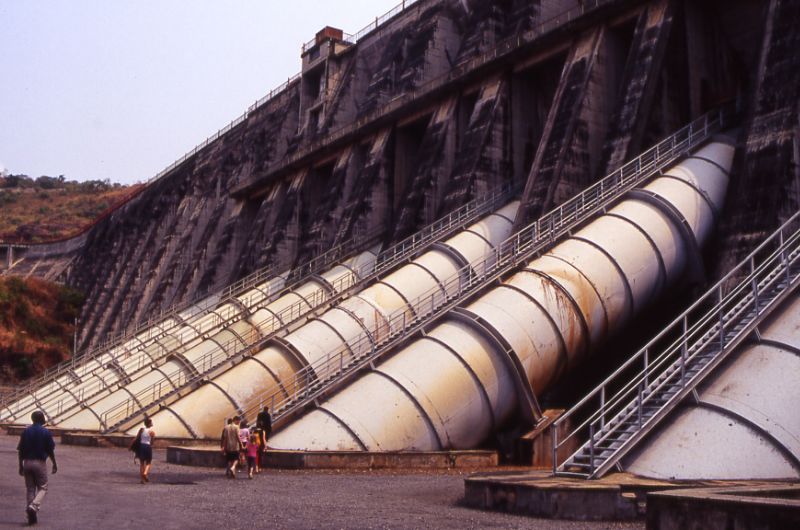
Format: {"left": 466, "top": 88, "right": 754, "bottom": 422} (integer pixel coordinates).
{"left": 2, "top": 0, "right": 798, "bottom": 383}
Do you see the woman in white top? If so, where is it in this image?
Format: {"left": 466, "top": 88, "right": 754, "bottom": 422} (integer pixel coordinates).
{"left": 237, "top": 420, "right": 250, "bottom": 470}
{"left": 137, "top": 418, "right": 155, "bottom": 484}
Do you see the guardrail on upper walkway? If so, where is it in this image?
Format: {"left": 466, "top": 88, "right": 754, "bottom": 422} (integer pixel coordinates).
{"left": 237, "top": 108, "right": 733, "bottom": 432}
{"left": 95, "top": 183, "right": 517, "bottom": 433}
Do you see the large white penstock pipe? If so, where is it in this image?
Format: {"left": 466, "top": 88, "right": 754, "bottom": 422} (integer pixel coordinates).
{"left": 142, "top": 202, "right": 521, "bottom": 438}
{"left": 272, "top": 138, "right": 736, "bottom": 451}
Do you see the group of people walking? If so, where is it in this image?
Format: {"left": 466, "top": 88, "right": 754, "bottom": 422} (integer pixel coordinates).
{"left": 221, "top": 407, "right": 272, "bottom": 479}
{"left": 16, "top": 407, "right": 272, "bottom": 525}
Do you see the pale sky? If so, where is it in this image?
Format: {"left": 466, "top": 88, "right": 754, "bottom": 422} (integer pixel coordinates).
{"left": 0, "top": 0, "right": 401, "bottom": 184}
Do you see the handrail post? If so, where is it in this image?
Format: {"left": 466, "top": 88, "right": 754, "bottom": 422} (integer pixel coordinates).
{"left": 589, "top": 423, "right": 595, "bottom": 474}
{"left": 780, "top": 229, "right": 790, "bottom": 283}
{"left": 637, "top": 382, "right": 644, "bottom": 428}
{"left": 718, "top": 285, "right": 725, "bottom": 349}
{"left": 600, "top": 386, "right": 606, "bottom": 430}
{"left": 751, "top": 256, "right": 760, "bottom": 314}
{"left": 552, "top": 424, "right": 558, "bottom": 475}
{"left": 681, "top": 316, "right": 688, "bottom": 386}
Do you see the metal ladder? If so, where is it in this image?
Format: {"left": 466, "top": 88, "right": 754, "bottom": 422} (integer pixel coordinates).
{"left": 237, "top": 108, "right": 733, "bottom": 434}
{"left": 552, "top": 210, "right": 800, "bottom": 479}
{"left": 97, "top": 183, "right": 518, "bottom": 433}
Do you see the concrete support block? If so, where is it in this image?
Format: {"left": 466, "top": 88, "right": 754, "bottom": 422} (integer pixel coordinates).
{"left": 516, "top": 26, "right": 607, "bottom": 227}
{"left": 646, "top": 486, "right": 800, "bottom": 530}
{"left": 601, "top": 0, "right": 675, "bottom": 175}
{"left": 463, "top": 476, "right": 640, "bottom": 520}
{"left": 167, "top": 446, "right": 499, "bottom": 470}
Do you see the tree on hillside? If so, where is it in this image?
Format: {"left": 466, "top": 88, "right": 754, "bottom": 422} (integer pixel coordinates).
{"left": 1, "top": 174, "right": 34, "bottom": 188}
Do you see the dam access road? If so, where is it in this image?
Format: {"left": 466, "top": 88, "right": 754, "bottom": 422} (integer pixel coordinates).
{"left": 0, "top": 432, "right": 642, "bottom": 529}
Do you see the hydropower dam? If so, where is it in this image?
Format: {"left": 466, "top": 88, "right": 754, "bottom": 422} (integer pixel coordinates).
{"left": 2, "top": 1, "right": 799, "bottom": 515}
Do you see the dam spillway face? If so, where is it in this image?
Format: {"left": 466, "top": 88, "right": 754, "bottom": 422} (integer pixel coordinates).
{"left": 2, "top": 0, "right": 800, "bottom": 481}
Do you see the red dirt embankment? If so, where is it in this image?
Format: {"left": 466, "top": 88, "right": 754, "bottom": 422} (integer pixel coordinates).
{"left": 0, "top": 276, "right": 83, "bottom": 383}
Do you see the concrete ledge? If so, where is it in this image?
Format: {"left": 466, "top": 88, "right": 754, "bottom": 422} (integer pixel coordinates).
{"left": 59, "top": 431, "right": 203, "bottom": 449}
{"left": 168, "top": 446, "right": 499, "bottom": 470}
{"left": 5, "top": 424, "right": 73, "bottom": 437}
{"left": 647, "top": 485, "right": 800, "bottom": 529}
{"left": 464, "top": 471, "right": 800, "bottom": 522}
{"left": 464, "top": 472, "right": 644, "bottom": 520}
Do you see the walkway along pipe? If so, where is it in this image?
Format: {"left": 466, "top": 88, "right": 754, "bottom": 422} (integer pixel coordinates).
{"left": 2, "top": 270, "right": 292, "bottom": 424}
{"left": 51, "top": 248, "right": 379, "bottom": 431}
{"left": 141, "top": 202, "right": 521, "bottom": 438}
{"left": 269, "top": 138, "right": 736, "bottom": 451}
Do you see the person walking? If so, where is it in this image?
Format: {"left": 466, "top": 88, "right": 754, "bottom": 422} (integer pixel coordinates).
{"left": 256, "top": 407, "right": 272, "bottom": 452}
{"left": 251, "top": 425, "right": 264, "bottom": 474}
{"left": 245, "top": 431, "right": 260, "bottom": 479}
{"left": 220, "top": 416, "right": 241, "bottom": 478}
{"left": 237, "top": 419, "right": 250, "bottom": 472}
{"left": 17, "top": 411, "right": 57, "bottom": 525}
{"left": 135, "top": 418, "right": 155, "bottom": 484}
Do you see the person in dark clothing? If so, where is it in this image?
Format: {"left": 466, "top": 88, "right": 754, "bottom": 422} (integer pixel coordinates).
{"left": 17, "top": 411, "right": 57, "bottom": 525}
{"left": 256, "top": 407, "right": 272, "bottom": 451}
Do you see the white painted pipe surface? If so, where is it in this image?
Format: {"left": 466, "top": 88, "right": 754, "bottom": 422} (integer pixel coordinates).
{"left": 145, "top": 202, "right": 521, "bottom": 438}
{"left": 623, "top": 293, "right": 800, "bottom": 480}
{"left": 271, "top": 140, "right": 735, "bottom": 451}
{"left": 42, "top": 250, "right": 377, "bottom": 431}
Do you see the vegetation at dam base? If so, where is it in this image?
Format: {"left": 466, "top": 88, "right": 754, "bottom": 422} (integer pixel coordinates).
{"left": 0, "top": 276, "right": 83, "bottom": 383}
{"left": 0, "top": 174, "right": 141, "bottom": 243}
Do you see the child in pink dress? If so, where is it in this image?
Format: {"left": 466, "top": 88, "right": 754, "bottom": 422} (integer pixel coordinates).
{"left": 246, "top": 432, "right": 260, "bottom": 479}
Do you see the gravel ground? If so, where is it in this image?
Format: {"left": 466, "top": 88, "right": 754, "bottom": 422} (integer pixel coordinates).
{"left": 0, "top": 433, "right": 643, "bottom": 529}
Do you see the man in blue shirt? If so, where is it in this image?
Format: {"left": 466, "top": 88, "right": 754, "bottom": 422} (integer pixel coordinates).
{"left": 17, "top": 411, "right": 58, "bottom": 526}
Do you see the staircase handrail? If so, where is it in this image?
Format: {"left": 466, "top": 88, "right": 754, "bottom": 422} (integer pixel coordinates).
{"left": 552, "top": 208, "right": 800, "bottom": 477}
{"left": 244, "top": 0, "right": 621, "bottom": 195}
{"left": 95, "top": 183, "right": 517, "bottom": 432}
{"left": 238, "top": 108, "right": 730, "bottom": 427}
{"left": 21, "top": 0, "right": 631, "bottom": 405}
{"left": 2, "top": 0, "right": 634, "bottom": 415}
{"left": 67, "top": 0, "right": 625, "bottom": 386}
{"left": 0, "top": 220, "right": 381, "bottom": 413}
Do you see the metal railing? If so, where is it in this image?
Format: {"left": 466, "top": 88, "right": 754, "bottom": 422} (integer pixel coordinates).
{"left": 6, "top": 181, "right": 433, "bottom": 413}
{"left": 89, "top": 0, "right": 623, "bottom": 363}
{"left": 99, "top": 332, "right": 256, "bottom": 432}
{"left": 47, "top": 0, "right": 623, "bottom": 372}
{"left": 0, "top": 221, "right": 379, "bottom": 417}
{"left": 237, "top": 109, "right": 730, "bottom": 431}
{"left": 96, "top": 183, "right": 518, "bottom": 433}
{"left": 240, "top": 0, "right": 622, "bottom": 197}
{"left": 302, "top": 0, "right": 424, "bottom": 53}
{"left": 551, "top": 210, "right": 800, "bottom": 479}
{"left": 1, "top": 0, "right": 625, "bottom": 418}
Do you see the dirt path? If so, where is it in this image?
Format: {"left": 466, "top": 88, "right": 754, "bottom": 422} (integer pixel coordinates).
{"left": 0, "top": 432, "right": 642, "bottom": 529}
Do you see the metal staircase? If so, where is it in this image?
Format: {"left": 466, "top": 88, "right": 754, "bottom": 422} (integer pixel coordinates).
{"left": 551, "top": 209, "right": 800, "bottom": 479}
{"left": 237, "top": 108, "right": 733, "bottom": 434}
{"left": 97, "top": 183, "right": 518, "bottom": 433}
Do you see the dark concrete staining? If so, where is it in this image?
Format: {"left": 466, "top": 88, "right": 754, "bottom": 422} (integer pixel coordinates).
{"left": 2, "top": 0, "right": 795, "bottom": 364}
